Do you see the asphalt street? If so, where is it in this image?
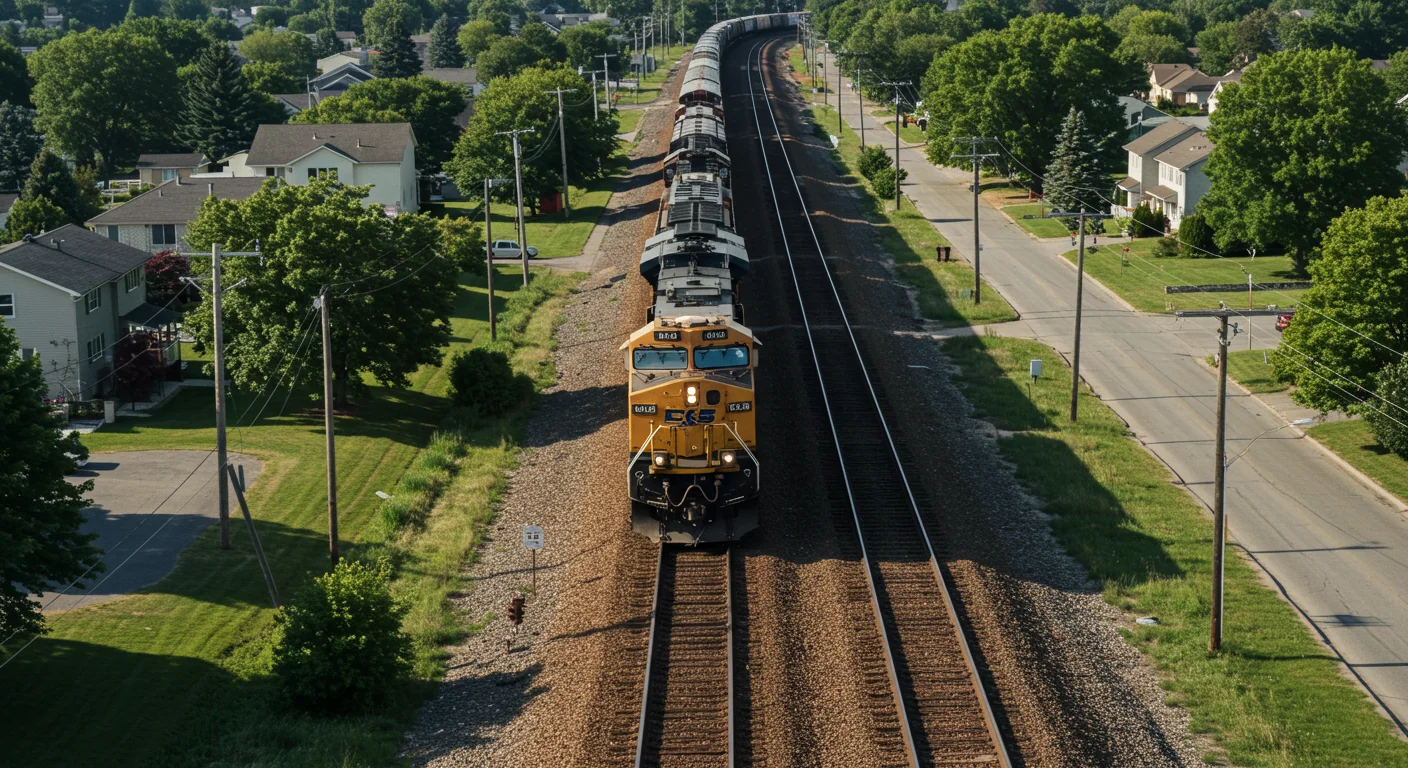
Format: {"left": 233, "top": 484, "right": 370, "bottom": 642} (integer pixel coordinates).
{"left": 817, "top": 51, "right": 1408, "bottom": 732}
{"left": 45, "top": 451, "right": 263, "bottom": 614}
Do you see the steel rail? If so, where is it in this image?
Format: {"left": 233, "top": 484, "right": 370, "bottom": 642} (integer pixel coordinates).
{"left": 746, "top": 36, "right": 1012, "bottom": 767}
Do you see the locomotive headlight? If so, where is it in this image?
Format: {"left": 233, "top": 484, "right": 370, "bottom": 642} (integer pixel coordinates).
{"left": 652, "top": 451, "right": 669, "bottom": 467}
{"left": 686, "top": 385, "right": 698, "bottom": 404}
{"left": 721, "top": 451, "right": 736, "bottom": 465}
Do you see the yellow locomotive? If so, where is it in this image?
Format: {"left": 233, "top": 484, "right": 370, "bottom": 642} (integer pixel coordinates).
{"left": 624, "top": 316, "right": 760, "bottom": 543}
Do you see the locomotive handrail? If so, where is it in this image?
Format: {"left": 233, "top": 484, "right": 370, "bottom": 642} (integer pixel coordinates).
{"left": 723, "top": 421, "right": 760, "bottom": 492}
{"left": 628, "top": 422, "right": 667, "bottom": 473}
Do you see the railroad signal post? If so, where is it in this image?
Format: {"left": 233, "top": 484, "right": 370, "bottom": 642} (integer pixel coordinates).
{"left": 1045, "top": 208, "right": 1114, "bottom": 422}
{"left": 1175, "top": 307, "right": 1295, "bottom": 653}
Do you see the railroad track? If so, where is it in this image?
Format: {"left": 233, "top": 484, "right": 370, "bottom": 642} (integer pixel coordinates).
{"left": 743, "top": 36, "right": 1012, "bottom": 768}
{"left": 633, "top": 544, "right": 736, "bottom": 768}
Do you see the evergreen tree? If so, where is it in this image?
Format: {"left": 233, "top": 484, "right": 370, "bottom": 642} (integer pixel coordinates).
{"left": 0, "top": 318, "right": 101, "bottom": 638}
{"left": 1042, "top": 107, "right": 1104, "bottom": 223}
{"left": 176, "top": 43, "right": 260, "bottom": 163}
{"left": 22, "top": 150, "right": 84, "bottom": 224}
{"left": 373, "top": 21, "right": 422, "bottom": 78}
{"left": 0, "top": 101, "right": 42, "bottom": 192}
{"left": 426, "top": 14, "right": 463, "bottom": 68}
{"left": 125, "top": 0, "right": 161, "bottom": 19}
{"left": 312, "top": 27, "right": 345, "bottom": 58}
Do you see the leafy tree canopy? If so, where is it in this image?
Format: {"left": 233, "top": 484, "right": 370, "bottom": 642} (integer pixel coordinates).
{"left": 0, "top": 40, "right": 30, "bottom": 108}
{"left": 312, "top": 26, "right": 345, "bottom": 58}
{"left": 29, "top": 29, "right": 179, "bottom": 173}
{"left": 241, "top": 59, "right": 302, "bottom": 95}
{"left": 238, "top": 29, "right": 317, "bottom": 78}
{"left": 518, "top": 19, "right": 566, "bottom": 65}
{"left": 1383, "top": 49, "right": 1408, "bottom": 100}
{"left": 1117, "top": 32, "right": 1194, "bottom": 64}
{"left": 456, "top": 18, "right": 500, "bottom": 62}
{"left": 922, "top": 13, "right": 1135, "bottom": 189}
{"left": 183, "top": 180, "right": 463, "bottom": 404}
{"left": 558, "top": 21, "right": 615, "bottom": 70}
{"left": 372, "top": 19, "right": 423, "bottom": 78}
{"left": 362, "top": 0, "right": 422, "bottom": 48}
{"left": 0, "top": 101, "right": 41, "bottom": 192}
{"left": 1275, "top": 195, "right": 1408, "bottom": 412}
{"left": 0, "top": 318, "right": 100, "bottom": 639}
{"left": 118, "top": 16, "right": 214, "bottom": 66}
{"left": 3, "top": 195, "right": 66, "bottom": 240}
{"left": 447, "top": 66, "right": 618, "bottom": 213}
{"left": 476, "top": 35, "right": 540, "bottom": 81}
{"left": 165, "top": 0, "right": 209, "bottom": 20}
{"left": 1200, "top": 46, "right": 1408, "bottom": 272}
{"left": 294, "top": 75, "right": 466, "bottom": 172}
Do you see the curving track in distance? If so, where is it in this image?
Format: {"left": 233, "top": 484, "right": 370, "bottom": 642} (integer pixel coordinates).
{"left": 742, "top": 35, "right": 1012, "bottom": 768}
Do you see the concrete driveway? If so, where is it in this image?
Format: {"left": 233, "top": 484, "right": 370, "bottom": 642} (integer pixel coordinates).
{"left": 42, "top": 451, "right": 263, "bottom": 614}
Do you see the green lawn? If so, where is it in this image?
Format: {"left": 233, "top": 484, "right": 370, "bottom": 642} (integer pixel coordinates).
{"left": 624, "top": 44, "right": 687, "bottom": 104}
{"left": 1309, "top": 419, "right": 1408, "bottom": 506}
{"left": 1062, "top": 239, "right": 1306, "bottom": 313}
{"left": 0, "top": 266, "right": 579, "bottom": 767}
{"left": 879, "top": 116, "right": 927, "bottom": 144}
{"left": 808, "top": 103, "right": 1018, "bottom": 327}
{"left": 614, "top": 108, "right": 643, "bottom": 136}
{"left": 943, "top": 335, "right": 1408, "bottom": 767}
{"left": 1206, "top": 349, "right": 1291, "bottom": 394}
{"left": 784, "top": 44, "right": 826, "bottom": 93}
{"left": 1003, "top": 203, "right": 1121, "bottom": 239}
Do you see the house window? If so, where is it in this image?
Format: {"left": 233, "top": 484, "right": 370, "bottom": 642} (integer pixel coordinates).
{"left": 20, "top": 347, "right": 35, "bottom": 360}
{"left": 84, "top": 288, "right": 101, "bottom": 314}
{"left": 307, "top": 167, "right": 338, "bottom": 181}
{"left": 265, "top": 166, "right": 286, "bottom": 178}
{"left": 161, "top": 169, "right": 179, "bottom": 182}
{"left": 0, "top": 293, "right": 12, "bottom": 317}
{"left": 86, "top": 333, "right": 106, "bottom": 363}
{"left": 152, "top": 224, "right": 177, "bottom": 245}
{"left": 107, "top": 225, "right": 119, "bottom": 241}
{"left": 124, "top": 266, "right": 143, "bottom": 292}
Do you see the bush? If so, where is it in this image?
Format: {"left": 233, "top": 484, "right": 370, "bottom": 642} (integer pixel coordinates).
{"left": 870, "top": 166, "right": 907, "bottom": 201}
{"left": 1153, "top": 236, "right": 1180, "bottom": 258}
{"left": 1130, "top": 202, "right": 1167, "bottom": 238}
{"left": 1368, "top": 359, "right": 1408, "bottom": 459}
{"left": 448, "top": 347, "right": 530, "bottom": 416}
{"left": 1177, "top": 213, "right": 1215, "bottom": 256}
{"left": 856, "top": 144, "right": 892, "bottom": 181}
{"left": 273, "top": 558, "right": 411, "bottom": 714}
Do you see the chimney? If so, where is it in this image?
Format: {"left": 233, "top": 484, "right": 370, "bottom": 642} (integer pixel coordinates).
{"left": 208, "top": 183, "right": 214, "bottom": 196}
{"left": 357, "top": 138, "right": 362, "bottom": 148}
{"left": 158, "top": 188, "right": 163, "bottom": 196}
{"left": 313, "top": 132, "right": 319, "bottom": 140}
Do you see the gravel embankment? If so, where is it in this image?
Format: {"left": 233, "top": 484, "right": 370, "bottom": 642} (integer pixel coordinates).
{"left": 760, "top": 42, "right": 1207, "bottom": 766}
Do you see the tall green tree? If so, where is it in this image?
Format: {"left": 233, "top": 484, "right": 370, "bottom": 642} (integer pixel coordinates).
{"left": 241, "top": 60, "right": 302, "bottom": 96}
{"left": 426, "top": 13, "right": 463, "bottom": 67}
{"left": 292, "top": 75, "right": 466, "bottom": 172}
{"left": 922, "top": 13, "right": 1136, "bottom": 189}
{"left": 177, "top": 43, "right": 260, "bottom": 164}
{"left": 558, "top": 23, "right": 613, "bottom": 70}
{"left": 238, "top": 29, "right": 317, "bottom": 78}
{"left": 517, "top": 19, "right": 566, "bottom": 65}
{"left": 0, "top": 39, "right": 30, "bottom": 108}
{"left": 1117, "top": 33, "right": 1193, "bottom": 64}
{"left": 447, "top": 66, "right": 618, "bottom": 213}
{"left": 0, "top": 318, "right": 101, "bottom": 638}
{"left": 28, "top": 29, "right": 179, "bottom": 173}
{"left": 456, "top": 18, "right": 499, "bottom": 63}
{"left": 1042, "top": 107, "right": 1106, "bottom": 219}
{"left": 182, "top": 180, "right": 461, "bottom": 405}
{"left": 372, "top": 19, "right": 423, "bottom": 78}
{"left": 1200, "top": 47, "right": 1408, "bottom": 273}
{"left": 0, "top": 101, "right": 41, "bottom": 192}
{"left": 476, "top": 35, "right": 538, "bottom": 81}
{"left": 362, "top": 0, "right": 421, "bottom": 48}
{"left": 118, "top": 16, "right": 216, "bottom": 66}
{"left": 312, "top": 27, "right": 346, "bottom": 58}
{"left": 22, "top": 149, "right": 92, "bottom": 225}
{"left": 3, "top": 195, "right": 66, "bottom": 239}
{"left": 1382, "top": 48, "right": 1408, "bottom": 99}
{"left": 125, "top": 0, "right": 161, "bottom": 19}
{"left": 1275, "top": 196, "right": 1408, "bottom": 412}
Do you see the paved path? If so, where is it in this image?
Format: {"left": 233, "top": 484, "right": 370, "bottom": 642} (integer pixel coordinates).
{"left": 819, "top": 50, "right": 1408, "bottom": 732}
{"left": 45, "top": 451, "right": 263, "bottom": 613}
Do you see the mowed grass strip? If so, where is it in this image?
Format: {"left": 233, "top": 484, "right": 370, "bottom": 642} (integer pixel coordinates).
{"left": 1205, "top": 349, "right": 1291, "bottom": 394}
{"left": 1002, "top": 203, "right": 1122, "bottom": 239}
{"left": 1061, "top": 238, "right": 1307, "bottom": 313}
{"left": 0, "top": 265, "right": 578, "bottom": 767}
{"left": 942, "top": 335, "right": 1408, "bottom": 766}
{"left": 1309, "top": 419, "right": 1408, "bottom": 508}
{"left": 804, "top": 100, "right": 1018, "bottom": 328}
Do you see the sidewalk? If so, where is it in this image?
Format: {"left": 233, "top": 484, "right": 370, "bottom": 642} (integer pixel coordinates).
{"left": 821, "top": 49, "right": 1408, "bottom": 733}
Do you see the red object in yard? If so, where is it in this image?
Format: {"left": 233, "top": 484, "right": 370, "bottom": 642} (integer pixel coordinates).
{"left": 539, "top": 192, "right": 562, "bottom": 214}
{"left": 1276, "top": 313, "right": 1293, "bottom": 331}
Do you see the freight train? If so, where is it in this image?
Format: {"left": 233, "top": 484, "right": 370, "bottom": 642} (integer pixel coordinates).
{"left": 625, "top": 12, "right": 798, "bottom": 544}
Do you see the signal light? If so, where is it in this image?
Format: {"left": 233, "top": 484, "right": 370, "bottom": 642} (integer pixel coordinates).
{"left": 508, "top": 595, "right": 525, "bottom": 626}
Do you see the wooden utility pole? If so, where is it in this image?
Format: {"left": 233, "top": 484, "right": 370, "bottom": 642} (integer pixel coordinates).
{"left": 543, "top": 87, "right": 579, "bottom": 219}
{"left": 211, "top": 243, "right": 231, "bottom": 549}
{"left": 879, "top": 81, "right": 911, "bottom": 210}
{"left": 952, "top": 137, "right": 998, "bottom": 304}
{"left": 1175, "top": 307, "right": 1285, "bottom": 653}
{"left": 1046, "top": 208, "right": 1114, "bottom": 422}
{"left": 318, "top": 287, "right": 339, "bottom": 568}
{"left": 484, "top": 177, "right": 497, "bottom": 341}
{"left": 597, "top": 53, "right": 617, "bottom": 117}
{"left": 496, "top": 128, "right": 535, "bottom": 287}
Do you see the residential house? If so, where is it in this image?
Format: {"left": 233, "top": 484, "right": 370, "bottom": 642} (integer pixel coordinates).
{"left": 0, "top": 224, "right": 173, "bottom": 399}
{"left": 135, "top": 153, "right": 210, "bottom": 186}
{"left": 41, "top": 7, "right": 62, "bottom": 27}
{"left": 336, "top": 30, "right": 356, "bottom": 48}
{"left": 316, "top": 52, "right": 373, "bottom": 76}
{"left": 86, "top": 177, "right": 266, "bottom": 253}
{"left": 232, "top": 123, "right": 419, "bottom": 213}
{"left": 1118, "top": 95, "right": 1168, "bottom": 141}
{"left": 1114, "top": 118, "right": 1203, "bottom": 219}
{"left": 0, "top": 193, "right": 14, "bottom": 231}
{"left": 422, "top": 67, "right": 482, "bottom": 127}
{"left": 1146, "top": 132, "right": 1215, "bottom": 229}
{"left": 411, "top": 33, "right": 431, "bottom": 62}
{"left": 230, "top": 9, "right": 253, "bottom": 28}
{"left": 536, "top": 11, "right": 618, "bottom": 29}
{"left": 272, "top": 92, "right": 317, "bottom": 114}
{"left": 1147, "top": 63, "right": 1243, "bottom": 110}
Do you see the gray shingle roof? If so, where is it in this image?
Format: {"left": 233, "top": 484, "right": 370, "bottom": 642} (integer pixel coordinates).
{"left": 245, "top": 123, "right": 415, "bottom": 166}
{"left": 1123, "top": 119, "right": 1200, "bottom": 155}
{"left": 86, "top": 177, "right": 268, "bottom": 226}
{"left": 136, "top": 153, "right": 208, "bottom": 169}
{"left": 1154, "top": 133, "right": 1215, "bottom": 170}
{"left": 274, "top": 92, "right": 315, "bottom": 110}
{"left": 422, "top": 67, "right": 478, "bottom": 85}
{"left": 0, "top": 224, "right": 151, "bottom": 295}
{"left": 0, "top": 193, "right": 15, "bottom": 213}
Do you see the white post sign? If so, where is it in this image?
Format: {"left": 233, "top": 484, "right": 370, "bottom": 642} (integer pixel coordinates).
{"left": 523, "top": 525, "right": 544, "bottom": 591}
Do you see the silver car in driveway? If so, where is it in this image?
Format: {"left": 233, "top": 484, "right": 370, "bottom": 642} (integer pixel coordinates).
{"left": 487, "top": 239, "right": 538, "bottom": 259}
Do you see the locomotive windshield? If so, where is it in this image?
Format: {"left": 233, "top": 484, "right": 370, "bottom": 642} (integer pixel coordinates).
{"left": 634, "top": 347, "right": 689, "bottom": 370}
{"left": 693, "top": 344, "right": 750, "bottom": 369}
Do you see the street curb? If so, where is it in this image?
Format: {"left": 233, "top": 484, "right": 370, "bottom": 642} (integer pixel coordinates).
{"left": 1048, "top": 245, "right": 1143, "bottom": 315}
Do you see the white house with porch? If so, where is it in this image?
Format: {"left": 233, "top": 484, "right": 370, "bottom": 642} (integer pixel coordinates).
{"left": 1113, "top": 118, "right": 1213, "bottom": 229}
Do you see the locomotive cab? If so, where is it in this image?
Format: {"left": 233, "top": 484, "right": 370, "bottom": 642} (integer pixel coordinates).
{"left": 622, "top": 316, "right": 760, "bottom": 544}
